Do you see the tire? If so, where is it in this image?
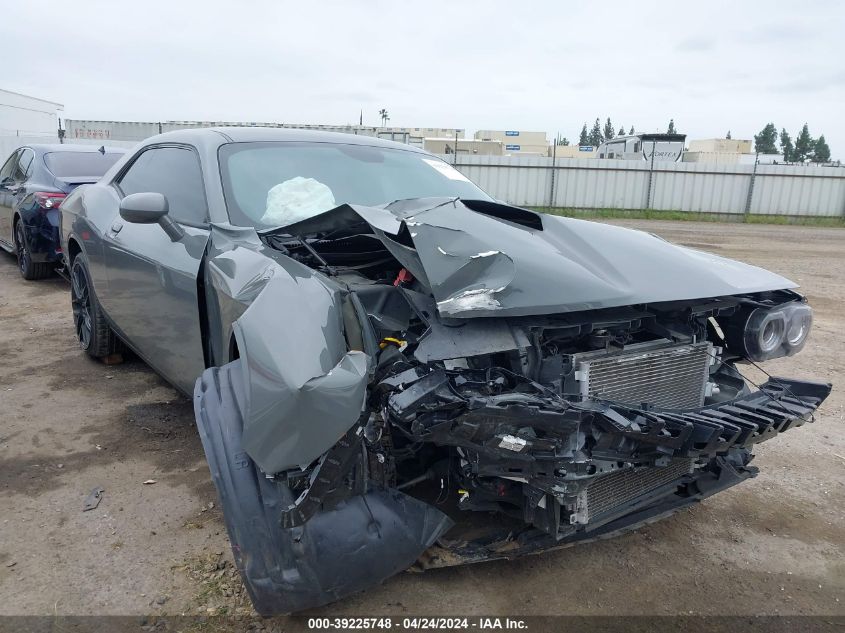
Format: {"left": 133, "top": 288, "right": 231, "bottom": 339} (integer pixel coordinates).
{"left": 195, "top": 362, "right": 453, "bottom": 615}
{"left": 70, "top": 253, "right": 122, "bottom": 357}
{"left": 194, "top": 362, "right": 296, "bottom": 614}
{"left": 15, "top": 220, "right": 53, "bottom": 280}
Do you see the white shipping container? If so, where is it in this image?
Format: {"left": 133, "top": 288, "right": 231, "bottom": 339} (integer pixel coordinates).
{"left": 0, "top": 89, "right": 63, "bottom": 137}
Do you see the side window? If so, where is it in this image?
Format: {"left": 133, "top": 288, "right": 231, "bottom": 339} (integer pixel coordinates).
{"left": 17, "top": 149, "right": 34, "bottom": 180}
{"left": 0, "top": 151, "right": 18, "bottom": 181}
{"left": 118, "top": 146, "right": 207, "bottom": 225}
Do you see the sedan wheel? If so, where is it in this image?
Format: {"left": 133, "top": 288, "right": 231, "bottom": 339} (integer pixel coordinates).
{"left": 15, "top": 222, "right": 29, "bottom": 274}
{"left": 14, "top": 221, "right": 53, "bottom": 280}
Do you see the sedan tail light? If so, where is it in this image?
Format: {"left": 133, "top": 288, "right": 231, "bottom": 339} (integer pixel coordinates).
{"left": 34, "top": 192, "right": 67, "bottom": 210}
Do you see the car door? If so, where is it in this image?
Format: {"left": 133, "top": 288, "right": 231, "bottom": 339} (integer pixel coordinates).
{"left": 0, "top": 149, "right": 27, "bottom": 246}
{"left": 102, "top": 144, "right": 210, "bottom": 394}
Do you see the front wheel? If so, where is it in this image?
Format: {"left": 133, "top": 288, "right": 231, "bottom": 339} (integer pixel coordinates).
{"left": 15, "top": 220, "right": 53, "bottom": 280}
{"left": 70, "top": 254, "right": 121, "bottom": 357}
{"left": 194, "top": 362, "right": 453, "bottom": 615}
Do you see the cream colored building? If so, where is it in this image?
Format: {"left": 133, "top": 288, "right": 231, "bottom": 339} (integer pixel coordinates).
{"left": 548, "top": 145, "right": 597, "bottom": 159}
{"left": 682, "top": 151, "right": 744, "bottom": 164}
{"left": 473, "top": 130, "right": 549, "bottom": 156}
{"left": 423, "top": 138, "right": 502, "bottom": 156}
{"left": 683, "top": 151, "right": 786, "bottom": 165}
{"left": 688, "top": 138, "right": 752, "bottom": 154}
{"left": 390, "top": 127, "right": 464, "bottom": 139}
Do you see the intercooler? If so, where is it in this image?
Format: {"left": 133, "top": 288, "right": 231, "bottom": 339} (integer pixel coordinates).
{"left": 572, "top": 458, "right": 695, "bottom": 525}
{"left": 572, "top": 340, "right": 713, "bottom": 410}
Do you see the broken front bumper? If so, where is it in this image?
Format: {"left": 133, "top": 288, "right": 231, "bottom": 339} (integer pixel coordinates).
{"left": 414, "top": 376, "right": 832, "bottom": 568}
{"left": 196, "top": 361, "right": 830, "bottom": 614}
{"left": 578, "top": 376, "right": 831, "bottom": 461}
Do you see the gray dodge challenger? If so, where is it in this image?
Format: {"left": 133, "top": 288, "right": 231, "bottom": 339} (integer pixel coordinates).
{"left": 59, "top": 127, "right": 831, "bottom": 614}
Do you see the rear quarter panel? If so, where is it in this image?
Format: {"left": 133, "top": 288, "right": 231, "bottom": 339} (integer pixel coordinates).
{"left": 61, "top": 183, "right": 121, "bottom": 294}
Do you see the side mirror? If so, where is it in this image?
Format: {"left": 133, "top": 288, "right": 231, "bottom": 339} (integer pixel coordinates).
{"left": 119, "top": 192, "right": 168, "bottom": 223}
{"left": 119, "top": 192, "right": 184, "bottom": 241}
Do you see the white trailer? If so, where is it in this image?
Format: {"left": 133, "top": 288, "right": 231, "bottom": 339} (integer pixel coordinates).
{"left": 0, "top": 89, "right": 63, "bottom": 137}
{"left": 598, "top": 133, "right": 686, "bottom": 162}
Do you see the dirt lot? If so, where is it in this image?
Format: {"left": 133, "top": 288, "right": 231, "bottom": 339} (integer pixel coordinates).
{"left": 0, "top": 220, "right": 842, "bottom": 617}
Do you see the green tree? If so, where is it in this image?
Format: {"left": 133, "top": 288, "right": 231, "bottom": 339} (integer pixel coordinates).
{"left": 754, "top": 123, "right": 778, "bottom": 153}
{"left": 588, "top": 118, "right": 604, "bottom": 146}
{"left": 793, "top": 123, "right": 814, "bottom": 162}
{"left": 557, "top": 137, "right": 570, "bottom": 146}
{"left": 812, "top": 135, "right": 831, "bottom": 163}
{"left": 618, "top": 126, "right": 626, "bottom": 136}
{"left": 779, "top": 128, "right": 793, "bottom": 161}
{"left": 726, "top": 130, "right": 732, "bottom": 139}
{"left": 667, "top": 119, "right": 677, "bottom": 134}
{"left": 378, "top": 108, "right": 390, "bottom": 127}
{"left": 603, "top": 117, "right": 615, "bottom": 140}
{"left": 629, "top": 126, "right": 635, "bottom": 135}
{"left": 579, "top": 123, "right": 589, "bottom": 146}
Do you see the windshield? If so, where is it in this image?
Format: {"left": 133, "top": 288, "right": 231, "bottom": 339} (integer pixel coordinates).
{"left": 44, "top": 151, "right": 123, "bottom": 179}
{"left": 219, "top": 141, "right": 491, "bottom": 229}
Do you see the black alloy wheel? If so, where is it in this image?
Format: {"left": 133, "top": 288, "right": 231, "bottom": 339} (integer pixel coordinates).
{"left": 71, "top": 259, "right": 93, "bottom": 350}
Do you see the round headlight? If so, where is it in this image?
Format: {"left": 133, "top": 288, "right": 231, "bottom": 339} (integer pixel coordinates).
{"left": 784, "top": 303, "right": 813, "bottom": 351}
{"left": 744, "top": 309, "right": 786, "bottom": 359}
{"left": 758, "top": 316, "right": 785, "bottom": 353}
{"left": 719, "top": 301, "right": 813, "bottom": 361}
{"left": 729, "top": 302, "right": 813, "bottom": 362}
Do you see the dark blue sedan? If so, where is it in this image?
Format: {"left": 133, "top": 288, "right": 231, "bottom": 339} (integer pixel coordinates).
{"left": 0, "top": 143, "right": 124, "bottom": 279}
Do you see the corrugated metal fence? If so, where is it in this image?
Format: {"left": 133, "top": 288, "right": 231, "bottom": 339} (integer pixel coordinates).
{"left": 435, "top": 154, "right": 845, "bottom": 217}
{"left": 2, "top": 135, "right": 842, "bottom": 218}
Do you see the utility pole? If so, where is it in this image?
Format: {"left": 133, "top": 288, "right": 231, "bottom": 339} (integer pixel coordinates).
{"left": 453, "top": 130, "right": 459, "bottom": 166}
{"left": 744, "top": 152, "right": 759, "bottom": 216}
{"left": 645, "top": 140, "right": 657, "bottom": 208}
{"left": 548, "top": 133, "right": 558, "bottom": 209}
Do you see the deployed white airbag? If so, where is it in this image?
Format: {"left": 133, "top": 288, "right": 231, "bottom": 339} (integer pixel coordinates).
{"left": 260, "top": 177, "right": 336, "bottom": 226}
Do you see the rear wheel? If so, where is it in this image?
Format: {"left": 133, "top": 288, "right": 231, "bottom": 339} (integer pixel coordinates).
{"left": 15, "top": 220, "right": 53, "bottom": 280}
{"left": 70, "top": 254, "right": 121, "bottom": 357}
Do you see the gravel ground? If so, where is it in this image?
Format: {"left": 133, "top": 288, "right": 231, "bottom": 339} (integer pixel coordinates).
{"left": 0, "top": 220, "right": 842, "bottom": 617}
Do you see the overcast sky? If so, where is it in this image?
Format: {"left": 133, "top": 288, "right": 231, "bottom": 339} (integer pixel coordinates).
{"left": 3, "top": 0, "right": 843, "bottom": 157}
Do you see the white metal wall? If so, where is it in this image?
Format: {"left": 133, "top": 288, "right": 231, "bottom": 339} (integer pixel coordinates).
{"left": 437, "top": 154, "right": 845, "bottom": 217}
{"left": 0, "top": 89, "right": 63, "bottom": 137}
{"left": 649, "top": 162, "right": 751, "bottom": 214}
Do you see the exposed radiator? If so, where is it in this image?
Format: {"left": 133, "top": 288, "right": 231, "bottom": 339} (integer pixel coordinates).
{"left": 573, "top": 340, "right": 713, "bottom": 410}
{"left": 573, "top": 458, "right": 694, "bottom": 524}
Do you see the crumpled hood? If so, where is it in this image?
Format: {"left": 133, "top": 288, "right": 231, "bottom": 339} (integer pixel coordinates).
{"left": 276, "top": 198, "right": 798, "bottom": 319}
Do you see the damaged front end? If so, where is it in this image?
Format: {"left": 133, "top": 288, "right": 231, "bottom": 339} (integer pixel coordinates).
{"left": 194, "top": 199, "right": 831, "bottom": 614}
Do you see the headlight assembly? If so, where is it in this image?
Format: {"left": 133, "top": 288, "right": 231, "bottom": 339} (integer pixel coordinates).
{"left": 725, "top": 302, "right": 813, "bottom": 362}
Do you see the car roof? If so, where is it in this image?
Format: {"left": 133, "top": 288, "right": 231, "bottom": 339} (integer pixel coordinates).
{"left": 137, "top": 126, "right": 429, "bottom": 153}
{"left": 21, "top": 143, "right": 127, "bottom": 154}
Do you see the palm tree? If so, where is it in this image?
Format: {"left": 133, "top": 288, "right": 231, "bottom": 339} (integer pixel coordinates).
{"left": 378, "top": 109, "right": 390, "bottom": 127}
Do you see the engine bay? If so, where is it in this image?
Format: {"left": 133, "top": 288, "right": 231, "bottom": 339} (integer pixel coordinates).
{"left": 262, "top": 217, "right": 824, "bottom": 545}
